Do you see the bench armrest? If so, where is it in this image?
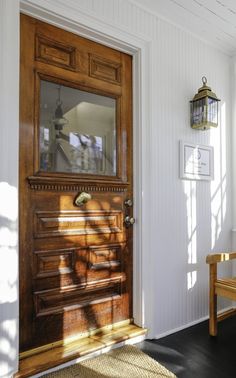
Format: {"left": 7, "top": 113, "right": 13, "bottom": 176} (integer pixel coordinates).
{"left": 206, "top": 252, "right": 236, "bottom": 264}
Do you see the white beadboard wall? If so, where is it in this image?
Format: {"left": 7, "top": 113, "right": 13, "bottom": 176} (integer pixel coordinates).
{"left": 150, "top": 18, "right": 232, "bottom": 336}
{"left": 0, "top": 1, "right": 234, "bottom": 376}
{"left": 0, "top": 1, "right": 19, "bottom": 377}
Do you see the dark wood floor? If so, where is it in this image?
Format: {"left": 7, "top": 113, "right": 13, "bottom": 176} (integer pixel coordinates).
{"left": 137, "top": 316, "right": 236, "bottom": 378}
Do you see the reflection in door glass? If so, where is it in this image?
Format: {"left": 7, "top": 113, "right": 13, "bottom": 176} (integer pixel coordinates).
{"left": 39, "top": 80, "right": 116, "bottom": 176}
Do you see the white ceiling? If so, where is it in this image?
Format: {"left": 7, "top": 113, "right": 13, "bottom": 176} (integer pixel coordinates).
{"left": 132, "top": 0, "right": 236, "bottom": 56}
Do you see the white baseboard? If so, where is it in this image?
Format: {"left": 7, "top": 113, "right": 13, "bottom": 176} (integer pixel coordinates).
{"left": 153, "top": 306, "right": 234, "bottom": 340}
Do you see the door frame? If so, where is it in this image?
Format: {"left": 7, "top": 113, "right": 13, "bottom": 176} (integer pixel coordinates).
{"left": 19, "top": 0, "right": 154, "bottom": 338}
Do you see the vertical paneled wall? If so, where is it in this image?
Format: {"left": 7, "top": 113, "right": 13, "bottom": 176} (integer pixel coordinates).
{"left": 232, "top": 57, "right": 236, "bottom": 278}
{"left": 0, "top": 1, "right": 19, "bottom": 377}
{"left": 0, "top": 2, "right": 233, "bottom": 376}
{"left": 151, "top": 19, "right": 232, "bottom": 336}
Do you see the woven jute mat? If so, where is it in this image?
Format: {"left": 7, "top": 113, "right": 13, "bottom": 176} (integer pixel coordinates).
{"left": 42, "top": 345, "right": 176, "bottom": 377}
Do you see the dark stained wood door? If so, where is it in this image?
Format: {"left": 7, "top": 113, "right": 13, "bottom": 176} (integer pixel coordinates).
{"left": 19, "top": 15, "right": 133, "bottom": 353}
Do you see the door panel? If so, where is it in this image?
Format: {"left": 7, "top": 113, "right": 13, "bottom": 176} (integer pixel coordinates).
{"left": 20, "top": 15, "right": 133, "bottom": 352}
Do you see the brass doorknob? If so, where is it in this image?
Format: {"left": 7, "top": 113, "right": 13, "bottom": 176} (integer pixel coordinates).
{"left": 124, "top": 216, "right": 135, "bottom": 227}
{"left": 75, "top": 192, "right": 92, "bottom": 206}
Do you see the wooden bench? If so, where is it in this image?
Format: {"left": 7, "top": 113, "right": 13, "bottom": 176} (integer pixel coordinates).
{"left": 206, "top": 253, "right": 236, "bottom": 336}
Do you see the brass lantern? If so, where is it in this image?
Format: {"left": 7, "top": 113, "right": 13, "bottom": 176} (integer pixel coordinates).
{"left": 190, "top": 76, "right": 220, "bottom": 130}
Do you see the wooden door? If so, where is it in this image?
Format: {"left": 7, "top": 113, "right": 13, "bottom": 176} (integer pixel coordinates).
{"left": 19, "top": 15, "right": 133, "bottom": 353}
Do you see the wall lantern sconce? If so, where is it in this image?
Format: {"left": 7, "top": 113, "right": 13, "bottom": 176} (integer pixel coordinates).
{"left": 190, "top": 76, "right": 220, "bottom": 130}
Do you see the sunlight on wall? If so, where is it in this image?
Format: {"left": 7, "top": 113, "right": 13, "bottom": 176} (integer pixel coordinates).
{"left": 0, "top": 183, "right": 18, "bottom": 304}
{"left": 184, "top": 180, "right": 197, "bottom": 290}
{"left": 0, "top": 320, "right": 17, "bottom": 360}
{"left": 0, "top": 182, "right": 18, "bottom": 222}
{"left": 210, "top": 102, "right": 227, "bottom": 249}
{"left": 187, "top": 270, "right": 197, "bottom": 290}
{"left": 0, "top": 182, "right": 18, "bottom": 376}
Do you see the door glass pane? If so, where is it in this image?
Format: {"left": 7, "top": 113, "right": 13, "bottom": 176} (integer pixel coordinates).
{"left": 39, "top": 80, "right": 116, "bottom": 176}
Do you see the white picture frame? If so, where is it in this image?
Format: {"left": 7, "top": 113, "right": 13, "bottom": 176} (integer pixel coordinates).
{"left": 179, "top": 141, "right": 214, "bottom": 181}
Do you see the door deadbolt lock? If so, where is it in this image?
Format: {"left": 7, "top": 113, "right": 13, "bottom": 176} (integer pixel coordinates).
{"left": 124, "top": 199, "right": 133, "bottom": 207}
{"left": 75, "top": 192, "right": 92, "bottom": 206}
{"left": 124, "top": 216, "right": 135, "bottom": 227}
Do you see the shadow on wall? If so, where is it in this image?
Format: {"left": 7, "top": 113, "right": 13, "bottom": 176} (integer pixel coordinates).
{"left": 183, "top": 100, "right": 231, "bottom": 312}
{"left": 0, "top": 182, "right": 18, "bottom": 377}
{"left": 210, "top": 102, "right": 227, "bottom": 251}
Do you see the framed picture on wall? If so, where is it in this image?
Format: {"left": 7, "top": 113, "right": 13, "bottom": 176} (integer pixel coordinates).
{"left": 179, "top": 141, "right": 214, "bottom": 181}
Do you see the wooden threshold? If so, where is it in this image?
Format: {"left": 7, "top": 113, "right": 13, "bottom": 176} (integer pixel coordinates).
{"left": 15, "top": 323, "right": 147, "bottom": 378}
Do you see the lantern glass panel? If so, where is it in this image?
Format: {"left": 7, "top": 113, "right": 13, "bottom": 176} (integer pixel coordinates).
{"left": 191, "top": 98, "right": 205, "bottom": 126}
{"left": 207, "top": 97, "right": 218, "bottom": 125}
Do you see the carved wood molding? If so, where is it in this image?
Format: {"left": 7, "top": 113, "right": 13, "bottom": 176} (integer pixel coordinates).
{"left": 89, "top": 54, "right": 122, "bottom": 85}
{"left": 28, "top": 176, "right": 128, "bottom": 192}
{"left": 34, "top": 277, "right": 122, "bottom": 317}
{"left": 35, "top": 34, "right": 77, "bottom": 71}
{"left": 34, "top": 210, "right": 123, "bottom": 238}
